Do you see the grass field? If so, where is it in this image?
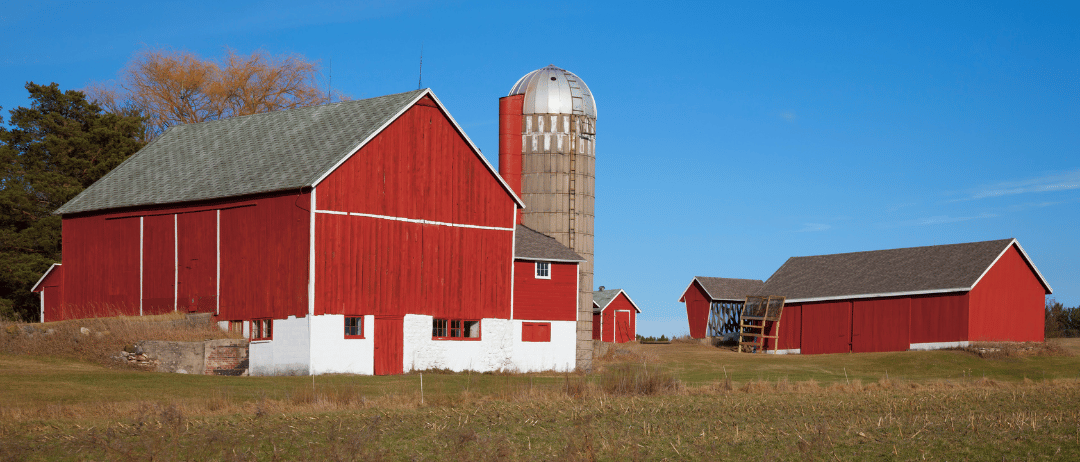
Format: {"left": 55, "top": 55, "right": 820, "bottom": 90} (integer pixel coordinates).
{"left": 3, "top": 332, "right": 1080, "bottom": 460}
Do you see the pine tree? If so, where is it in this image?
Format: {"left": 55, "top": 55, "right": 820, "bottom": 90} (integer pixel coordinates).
{"left": 0, "top": 82, "right": 145, "bottom": 321}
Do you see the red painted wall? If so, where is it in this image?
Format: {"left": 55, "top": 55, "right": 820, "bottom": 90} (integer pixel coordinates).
{"left": 600, "top": 293, "right": 637, "bottom": 343}
{"left": 764, "top": 304, "right": 802, "bottom": 351}
{"left": 313, "top": 97, "right": 516, "bottom": 321}
{"left": 177, "top": 210, "right": 217, "bottom": 312}
{"left": 317, "top": 96, "right": 514, "bottom": 229}
{"left": 512, "top": 261, "right": 577, "bottom": 321}
{"left": 909, "top": 293, "right": 968, "bottom": 344}
{"left": 800, "top": 301, "right": 852, "bottom": 354}
{"left": 592, "top": 312, "right": 601, "bottom": 340}
{"left": 314, "top": 214, "right": 512, "bottom": 319}
{"left": 681, "top": 280, "right": 710, "bottom": 339}
{"left": 968, "top": 245, "right": 1048, "bottom": 342}
{"left": 57, "top": 191, "right": 310, "bottom": 322}
{"left": 142, "top": 214, "right": 175, "bottom": 315}
{"left": 852, "top": 298, "right": 910, "bottom": 353}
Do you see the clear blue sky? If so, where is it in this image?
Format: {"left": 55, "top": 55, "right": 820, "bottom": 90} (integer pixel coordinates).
{"left": 3, "top": 1, "right": 1077, "bottom": 336}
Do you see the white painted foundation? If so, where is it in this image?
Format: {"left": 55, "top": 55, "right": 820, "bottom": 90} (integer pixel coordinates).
{"left": 909, "top": 341, "right": 969, "bottom": 351}
{"left": 248, "top": 315, "right": 311, "bottom": 376}
{"left": 766, "top": 348, "right": 801, "bottom": 355}
{"left": 403, "top": 314, "right": 575, "bottom": 373}
{"left": 309, "top": 315, "right": 375, "bottom": 375}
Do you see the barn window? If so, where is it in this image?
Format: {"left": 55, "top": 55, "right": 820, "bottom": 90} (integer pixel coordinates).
{"left": 344, "top": 316, "right": 364, "bottom": 339}
{"left": 228, "top": 320, "right": 243, "bottom": 335}
{"left": 251, "top": 319, "right": 273, "bottom": 341}
{"left": 535, "top": 262, "right": 551, "bottom": 279}
{"left": 433, "top": 318, "right": 481, "bottom": 340}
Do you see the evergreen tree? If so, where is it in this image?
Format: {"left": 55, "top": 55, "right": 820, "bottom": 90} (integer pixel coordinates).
{"left": 0, "top": 82, "right": 145, "bottom": 321}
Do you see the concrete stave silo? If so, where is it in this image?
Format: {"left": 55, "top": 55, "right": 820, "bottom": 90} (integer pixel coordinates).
{"left": 500, "top": 64, "right": 597, "bottom": 370}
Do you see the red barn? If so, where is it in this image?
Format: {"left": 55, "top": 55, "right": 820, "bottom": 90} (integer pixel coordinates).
{"left": 692, "top": 239, "right": 1052, "bottom": 354}
{"left": 41, "top": 89, "right": 581, "bottom": 375}
{"left": 592, "top": 288, "right": 641, "bottom": 343}
{"left": 510, "top": 225, "right": 584, "bottom": 360}
{"left": 679, "top": 277, "right": 763, "bottom": 339}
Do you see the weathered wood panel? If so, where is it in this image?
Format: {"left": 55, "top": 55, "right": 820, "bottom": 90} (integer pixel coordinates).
{"left": 142, "top": 214, "right": 176, "bottom": 315}
{"left": 177, "top": 210, "right": 216, "bottom": 313}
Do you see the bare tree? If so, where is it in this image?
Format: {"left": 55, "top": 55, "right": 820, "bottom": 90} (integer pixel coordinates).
{"left": 89, "top": 48, "right": 339, "bottom": 139}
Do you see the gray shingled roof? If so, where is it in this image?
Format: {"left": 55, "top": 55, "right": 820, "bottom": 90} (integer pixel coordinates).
{"left": 757, "top": 238, "right": 1051, "bottom": 302}
{"left": 592, "top": 288, "right": 642, "bottom": 314}
{"left": 514, "top": 225, "right": 585, "bottom": 262}
{"left": 691, "top": 277, "right": 765, "bottom": 302}
{"left": 56, "top": 90, "right": 427, "bottom": 215}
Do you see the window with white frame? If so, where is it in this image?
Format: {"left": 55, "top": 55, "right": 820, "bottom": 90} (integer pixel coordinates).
{"left": 535, "top": 261, "right": 551, "bottom": 279}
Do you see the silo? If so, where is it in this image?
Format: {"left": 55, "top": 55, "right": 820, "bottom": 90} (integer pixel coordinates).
{"left": 500, "top": 65, "right": 596, "bottom": 370}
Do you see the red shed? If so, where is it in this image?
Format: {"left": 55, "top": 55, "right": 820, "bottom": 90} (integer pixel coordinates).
{"left": 757, "top": 238, "right": 1052, "bottom": 354}
{"left": 29, "top": 263, "right": 63, "bottom": 323}
{"left": 593, "top": 288, "right": 642, "bottom": 343}
{"left": 511, "top": 225, "right": 584, "bottom": 349}
{"left": 679, "top": 276, "right": 764, "bottom": 339}
{"left": 39, "top": 89, "right": 579, "bottom": 375}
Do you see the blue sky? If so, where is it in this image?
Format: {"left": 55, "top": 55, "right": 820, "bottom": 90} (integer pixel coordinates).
{"left": 3, "top": 1, "right": 1077, "bottom": 336}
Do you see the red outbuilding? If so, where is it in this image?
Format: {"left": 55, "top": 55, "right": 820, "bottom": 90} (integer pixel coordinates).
{"left": 592, "top": 288, "right": 642, "bottom": 343}
{"left": 688, "top": 239, "right": 1052, "bottom": 354}
{"left": 679, "top": 277, "right": 763, "bottom": 339}
{"left": 40, "top": 89, "right": 581, "bottom": 375}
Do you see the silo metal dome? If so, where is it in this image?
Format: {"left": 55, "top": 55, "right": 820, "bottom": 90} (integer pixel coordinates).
{"left": 508, "top": 65, "right": 597, "bottom": 118}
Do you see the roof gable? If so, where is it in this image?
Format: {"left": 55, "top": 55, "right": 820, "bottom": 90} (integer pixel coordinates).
{"left": 57, "top": 89, "right": 523, "bottom": 215}
{"left": 680, "top": 276, "right": 764, "bottom": 302}
{"left": 759, "top": 238, "right": 1051, "bottom": 302}
{"left": 593, "top": 289, "right": 642, "bottom": 314}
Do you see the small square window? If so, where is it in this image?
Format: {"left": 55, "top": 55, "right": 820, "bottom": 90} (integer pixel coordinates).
{"left": 252, "top": 319, "right": 272, "bottom": 341}
{"left": 535, "top": 262, "right": 551, "bottom": 279}
{"left": 432, "top": 318, "right": 447, "bottom": 338}
{"left": 345, "top": 316, "right": 364, "bottom": 338}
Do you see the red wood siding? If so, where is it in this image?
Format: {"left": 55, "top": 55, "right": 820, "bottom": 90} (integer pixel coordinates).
{"left": 56, "top": 190, "right": 309, "bottom": 323}
{"left": 374, "top": 315, "right": 404, "bottom": 375}
{"left": 314, "top": 214, "right": 512, "bottom": 319}
{"left": 764, "top": 304, "right": 802, "bottom": 351}
{"left": 800, "top": 301, "right": 852, "bottom": 354}
{"left": 681, "top": 280, "right": 711, "bottom": 339}
{"left": 852, "top": 298, "right": 911, "bottom": 353}
{"left": 968, "top": 245, "right": 1047, "bottom": 342}
{"left": 177, "top": 210, "right": 216, "bottom": 313}
{"left": 142, "top": 214, "right": 176, "bottom": 315}
{"left": 218, "top": 194, "right": 309, "bottom": 320}
{"left": 512, "top": 260, "right": 577, "bottom": 321}
{"left": 592, "top": 312, "right": 601, "bottom": 340}
{"left": 601, "top": 293, "right": 637, "bottom": 343}
{"left": 909, "top": 293, "right": 968, "bottom": 344}
{"left": 316, "top": 96, "right": 514, "bottom": 229}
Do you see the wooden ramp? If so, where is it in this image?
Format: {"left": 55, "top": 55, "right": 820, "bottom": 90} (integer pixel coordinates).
{"left": 738, "top": 295, "right": 786, "bottom": 353}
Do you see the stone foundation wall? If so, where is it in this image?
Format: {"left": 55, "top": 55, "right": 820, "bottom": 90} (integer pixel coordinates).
{"left": 123, "top": 339, "right": 249, "bottom": 376}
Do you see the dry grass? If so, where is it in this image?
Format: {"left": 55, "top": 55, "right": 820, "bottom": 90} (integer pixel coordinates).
{"left": 0, "top": 313, "right": 241, "bottom": 368}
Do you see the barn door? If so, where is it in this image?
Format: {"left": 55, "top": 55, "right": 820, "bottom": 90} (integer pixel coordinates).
{"left": 374, "top": 316, "right": 404, "bottom": 375}
{"left": 615, "top": 310, "right": 632, "bottom": 343}
{"left": 800, "top": 301, "right": 852, "bottom": 354}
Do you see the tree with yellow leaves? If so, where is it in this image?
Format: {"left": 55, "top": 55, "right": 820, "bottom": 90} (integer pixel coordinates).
{"left": 89, "top": 48, "right": 336, "bottom": 139}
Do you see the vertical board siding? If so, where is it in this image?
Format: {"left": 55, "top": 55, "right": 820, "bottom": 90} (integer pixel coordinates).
{"left": 315, "top": 214, "right": 513, "bottom": 319}
{"left": 968, "top": 245, "right": 1048, "bottom": 342}
{"left": 800, "top": 301, "right": 852, "bottom": 354}
{"left": 37, "top": 266, "right": 65, "bottom": 322}
{"left": 604, "top": 294, "right": 638, "bottom": 343}
{"left": 60, "top": 215, "right": 139, "bottom": 319}
{"left": 177, "top": 211, "right": 217, "bottom": 312}
{"left": 681, "top": 280, "right": 711, "bottom": 339}
{"left": 851, "top": 298, "right": 911, "bottom": 353}
{"left": 765, "top": 304, "right": 802, "bottom": 351}
{"left": 909, "top": 293, "right": 968, "bottom": 343}
{"left": 102, "top": 217, "right": 140, "bottom": 315}
{"left": 142, "top": 214, "right": 176, "bottom": 315}
{"left": 511, "top": 261, "right": 577, "bottom": 321}
{"left": 592, "top": 313, "right": 601, "bottom": 340}
{"left": 615, "top": 311, "right": 632, "bottom": 343}
{"left": 316, "top": 97, "right": 514, "bottom": 229}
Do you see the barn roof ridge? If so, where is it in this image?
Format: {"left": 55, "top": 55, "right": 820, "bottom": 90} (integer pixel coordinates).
{"left": 759, "top": 238, "right": 1052, "bottom": 302}
{"left": 593, "top": 288, "right": 642, "bottom": 314}
{"left": 55, "top": 88, "right": 524, "bottom": 215}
